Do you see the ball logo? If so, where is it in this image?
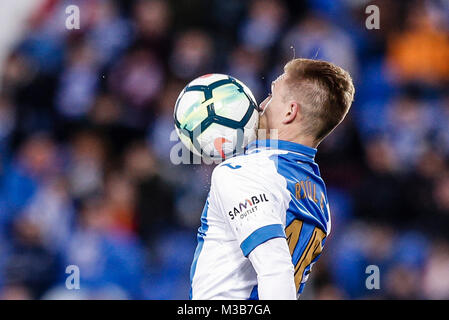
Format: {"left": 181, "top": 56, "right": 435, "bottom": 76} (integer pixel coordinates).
{"left": 214, "top": 137, "right": 231, "bottom": 159}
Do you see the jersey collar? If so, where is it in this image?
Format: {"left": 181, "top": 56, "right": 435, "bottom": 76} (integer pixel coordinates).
{"left": 247, "top": 139, "right": 317, "bottom": 159}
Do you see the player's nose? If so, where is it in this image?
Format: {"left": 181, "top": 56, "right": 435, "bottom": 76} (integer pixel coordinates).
{"left": 258, "top": 97, "right": 269, "bottom": 112}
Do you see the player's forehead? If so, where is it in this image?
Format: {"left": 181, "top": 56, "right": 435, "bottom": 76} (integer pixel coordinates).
{"left": 271, "top": 73, "right": 287, "bottom": 92}
{"left": 271, "top": 73, "right": 286, "bottom": 87}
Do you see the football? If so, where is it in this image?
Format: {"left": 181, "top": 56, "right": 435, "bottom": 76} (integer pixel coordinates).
{"left": 174, "top": 74, "right": 259, "bottom": 160}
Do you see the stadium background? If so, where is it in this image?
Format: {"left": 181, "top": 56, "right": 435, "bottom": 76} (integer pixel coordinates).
{"left": 0, "top": 0, "right": 448, "bottom": 299}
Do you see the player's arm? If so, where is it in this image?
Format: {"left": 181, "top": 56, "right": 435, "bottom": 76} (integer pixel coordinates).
{"left": 248, "top": 237, "right": 296, "bottom": 299}
{"left": 211, "top": 163, "right": 296, "bottom": 300}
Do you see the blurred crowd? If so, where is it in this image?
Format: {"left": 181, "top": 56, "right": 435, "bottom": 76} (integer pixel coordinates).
{"left": 0, "top": 0, "right": 448, "bottom": 299}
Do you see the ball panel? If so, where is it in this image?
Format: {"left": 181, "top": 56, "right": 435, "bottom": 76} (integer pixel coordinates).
{"left": 187, "top": 73, "right": 229, "bottom": 87}
{"left": 197, "top": 123, "right": 242, "bottom": 159}
{"left": 175, "top": 90, "right": 208, "bottom": 131}
{"left": 212, "top": 83, "right": 250, "bottom": 122}
{"left": 244, "top": 108, "right": 259, "bottom": 130}
{"left": 176, "top": 126, "right": 202, "bottom": 157}
{"left": 235, "top": 78, "right": 257, "bottom": 106}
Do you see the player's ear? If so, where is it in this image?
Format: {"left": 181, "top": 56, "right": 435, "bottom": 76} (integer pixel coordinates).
{"left": 282, "top": 101, "right": 299, "bottom": 124}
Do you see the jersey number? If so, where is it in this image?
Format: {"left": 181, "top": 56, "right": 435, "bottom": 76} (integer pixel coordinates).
{"left": 285, "top": 219, "right": 326, "bottom": 291}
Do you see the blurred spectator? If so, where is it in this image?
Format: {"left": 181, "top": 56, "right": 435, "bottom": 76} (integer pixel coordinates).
{"left": 0, "top": 96, "right": 16, "bottom": 146}
{"left": 1, "top": 53, "right": 37, "bottom": 97}
{"left": 2, "top": 134, "right": 59, "bottom": 213}
{"left": 103, "top": 171, "right": 136, "bottom": 234}
{"left": 282, "top": 13, "right": 358, "bottom": 79}
{"left": 239, "top": 0, "right": 287, "bottom": 51}
{"left": 385, "top": 94, "right": 435, "bottom": 170}
{"left": 403, "top": 149, "right": 447, "bottom": 231}
{"left": 63, "top": 195, "right": 145, "bottom": 298}
{"left": 4, "top": 217, "right": 60, "bottom": 299}
{"left": 387, "top": 2, "right": 449, "bottom": 86}
{"left": 355, "top": 137, "right": 405, "bottom": 225}
{"left": 169, "top": 30, "right": 214, "bottom": 80}
{"left": 422, "top": 240, "right": 449, "bottom": 299}
{"left": 89, "top": 93, "right": 123, "bottom": 126}
{"left": 86, "top": 0, "right": 132, "bottom": 67}
{"left": 226, "top": 46, "right": 265, "bottom": 101}
{"left": 21, "top": 176, "right": 74, "bottom": 252}
{"left": 132, "top": 0, "right": 171, "bottom": 58}
{"left": 431, "top": 174, "right": 449, "bottom": 237}
{"left": 148, "top": 80, "right": 185, "bottom": 162}
{"left": 123, "top": 141, "right": 176, "bottom": 248}
{"left": 55, "top": 41, "right": 99, "bottom": 119}
{"left": 67, "top": 130, "right": 105, "bottom": 200}
{"left": 108, "top": 47, "right": 164, "bottom": 125}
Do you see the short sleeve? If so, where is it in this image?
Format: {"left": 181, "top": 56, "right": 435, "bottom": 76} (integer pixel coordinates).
{"left": 211, "top": 162, "right": 286, "bottom": 257}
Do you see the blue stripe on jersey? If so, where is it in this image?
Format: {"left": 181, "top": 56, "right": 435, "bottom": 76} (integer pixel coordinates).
{"left": 240, "top": 223, "right": 286, "bottom": 257}
{"left": 268, "top": 144, "right": 329, "bottom": 295}
{"left": 269, "top": 152, "right": 329, "bottom": 235}
{"left": 248, "top": 285, "right": 258, "bottom": 300}
{"left": 189, "top": 198, "right": 210, "bottom": 299}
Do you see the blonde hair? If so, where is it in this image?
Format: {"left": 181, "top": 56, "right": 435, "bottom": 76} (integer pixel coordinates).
{"left": 283, "top": 58, "right": 355, "bottom": 141}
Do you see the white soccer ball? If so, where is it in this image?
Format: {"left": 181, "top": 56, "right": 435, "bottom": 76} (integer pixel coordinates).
{"left": 174, "top": 74, "right": 259, "bottom": 160}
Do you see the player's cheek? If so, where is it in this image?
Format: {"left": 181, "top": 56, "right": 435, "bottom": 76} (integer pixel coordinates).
{"left": 258, "top": 113, "right": 266, "bottom": 130}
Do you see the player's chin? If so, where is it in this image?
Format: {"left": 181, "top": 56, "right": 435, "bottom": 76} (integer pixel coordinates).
{"left": 257, "top": 114, "right": 267, "bottom": 132}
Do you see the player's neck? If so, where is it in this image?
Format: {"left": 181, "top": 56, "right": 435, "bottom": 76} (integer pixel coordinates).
{"left": 271, "top": 129, "right": 318, "bottom": 149}
{"left": 289, "top": 136, "right": 318, "bottom": 149}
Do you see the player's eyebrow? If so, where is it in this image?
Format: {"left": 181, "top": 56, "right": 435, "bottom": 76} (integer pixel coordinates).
{"left": 272, "top": 74, "right": 282, "bottom": 91}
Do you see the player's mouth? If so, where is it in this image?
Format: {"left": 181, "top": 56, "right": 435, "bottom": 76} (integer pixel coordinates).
{"left": 257, "top": 101, "right": 266, "bottom": 113}
{"left": 258, "top": 97, "right": 272, "bottom": 116}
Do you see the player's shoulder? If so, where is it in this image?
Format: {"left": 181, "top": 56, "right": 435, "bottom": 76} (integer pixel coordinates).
{"left": 211, "top": 150, "right": 277, "bottom": 184}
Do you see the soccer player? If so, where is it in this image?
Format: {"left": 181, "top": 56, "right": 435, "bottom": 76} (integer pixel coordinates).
{"left": 189, "top": 58, "right": 355, "bottom": 299}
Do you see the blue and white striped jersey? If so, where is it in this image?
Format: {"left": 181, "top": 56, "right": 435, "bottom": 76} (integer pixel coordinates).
{"left": 190, "top": 139, "right": 331, "bottom": 300}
